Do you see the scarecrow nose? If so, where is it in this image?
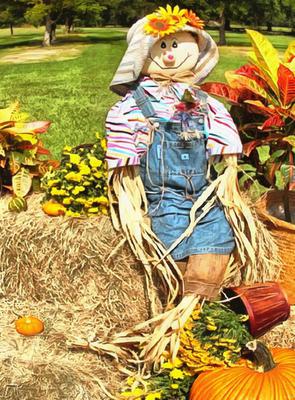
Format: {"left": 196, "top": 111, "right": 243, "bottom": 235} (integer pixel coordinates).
{"left": 163, "top": 51, "right": 175, "bottom": 65}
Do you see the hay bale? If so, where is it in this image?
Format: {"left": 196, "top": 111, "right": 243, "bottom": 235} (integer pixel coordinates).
{"left": 262, "top": 307, "right": 295, "bottom": 349}
{"left": 0, "top": 194, "right": 148, "bottom": 309}
{"left": 0, "top": 298, "right": 124, "bottom": 399}
{"left": 0, "top": 194, "right": 151, "bottom": 399}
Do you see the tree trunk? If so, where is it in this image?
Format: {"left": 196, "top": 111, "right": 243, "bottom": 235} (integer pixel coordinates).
{"left": 43, "top": 16, "right": 55, "bottom": 46}
{"left": 218, "top": 4, "right": 227, "bottom": 46}
{"left": 225, "top": 18, "right": 231, "bottom": 31}
{"left": 65, "top": 16, "right": 73, "bottom": 33}
{"left": 267, "top": 22, "right": 273, "bottom": 32}
{"left": 10, "top": 22, "right": 13, "bottom": 35}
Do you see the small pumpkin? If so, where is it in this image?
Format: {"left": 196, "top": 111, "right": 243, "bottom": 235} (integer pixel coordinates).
{"left": 189, "top": 341, "right": 295, "bottom": 400}
{"left": 42, "top": 201, "right": 65, "bottom": 216}
{"left": 15, "top": 315, "right": 44, "bottom": 336}
{"left": 8, "top": 196, "right": 28, "bottom": 213}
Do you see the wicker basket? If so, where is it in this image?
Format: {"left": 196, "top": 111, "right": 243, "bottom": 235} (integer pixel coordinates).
{"left": 256, "top": 191, "right": 295, "bottom": 304}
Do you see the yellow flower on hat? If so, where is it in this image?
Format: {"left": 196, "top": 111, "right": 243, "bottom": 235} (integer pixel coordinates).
{"left": 144, "top": 14, "right": 176, "bottom": 37}
{"left": 144, "top": 4, "right": 188, "bottom": 37}
{"left": 157, "top": 5, "right": 187, "bottom": 27}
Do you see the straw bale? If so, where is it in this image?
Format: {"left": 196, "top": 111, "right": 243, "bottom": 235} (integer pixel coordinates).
{"left": 262, "top": 307, "right": 295, "bottom": 349}
{"left": 0, "top": 194, "right": 149, "bottom": 312}
{"left": 0, "top": 298, "right": 126, "bottom": 399}
{"left": 0, "top": 194, "right": 152, "bottom": 399}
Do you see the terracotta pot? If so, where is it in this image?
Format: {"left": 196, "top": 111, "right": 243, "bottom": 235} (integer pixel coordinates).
{"left": 223, "top": 282, "right": 290, "bottom": 337}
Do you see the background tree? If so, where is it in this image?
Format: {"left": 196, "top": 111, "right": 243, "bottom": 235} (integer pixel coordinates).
{"left": 0, "top": 0, "right": 26, "bottom": 35}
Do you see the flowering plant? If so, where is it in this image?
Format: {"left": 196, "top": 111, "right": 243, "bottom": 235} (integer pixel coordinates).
{"left": 144, "top": 5, "right": 204, "bottom": 37}
{"left": 201, "top": 30, "right": 295, "bottom": 200}
{"left": 119, "top": 302, "right": 251, "bottom": 399}
{"left": 0, "top": 102, "right": 53, "bottom": 201}
{"left": 41, "top": 134, "right": 109, "bottom": 217}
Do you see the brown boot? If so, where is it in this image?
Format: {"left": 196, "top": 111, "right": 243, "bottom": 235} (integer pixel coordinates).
{"left": 183, "top": 254, "right": 230, "bottom": 301}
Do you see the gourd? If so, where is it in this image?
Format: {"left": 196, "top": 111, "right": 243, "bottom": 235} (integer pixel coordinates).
{"left": 15, "top": 316, "right": 44, "bottom": 336}
{"left": 189, "top": 341, "right": 295, "bottom": 400}
{"left": 8, "top": 196, "right": 28, "bottom": 213}
{"left": 42, "top": 201, "right": 66, "bottom": 216}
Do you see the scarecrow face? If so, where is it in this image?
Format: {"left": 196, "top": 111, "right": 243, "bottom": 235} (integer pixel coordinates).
{"left": 142, "top": 31, "right": 199, "bottom": 76}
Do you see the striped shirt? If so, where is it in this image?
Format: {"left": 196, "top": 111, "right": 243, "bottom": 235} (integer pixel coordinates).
{"left": 106, "top": 77, "right": 242, "bottom": 169}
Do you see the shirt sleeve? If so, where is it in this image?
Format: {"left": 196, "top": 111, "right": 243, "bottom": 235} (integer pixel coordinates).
{"left": 205, "top": 96, "right": 243, "bottom": 156}
{"left": 105, "top": 92, "right": 149, "bottom": 169}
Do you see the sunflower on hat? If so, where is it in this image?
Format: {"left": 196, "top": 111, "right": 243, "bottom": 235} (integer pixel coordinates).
{"left": 144, "top": 4, "right": 204, "bottom": 37}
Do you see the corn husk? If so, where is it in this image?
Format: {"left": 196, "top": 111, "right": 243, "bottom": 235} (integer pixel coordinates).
{"left": 72, "top": 159, "right": 281, "bottom": 374}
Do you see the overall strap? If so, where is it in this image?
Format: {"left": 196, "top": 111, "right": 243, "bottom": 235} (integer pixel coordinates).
{"left": 132, "top": 85, "right": 157, "bottom": 119}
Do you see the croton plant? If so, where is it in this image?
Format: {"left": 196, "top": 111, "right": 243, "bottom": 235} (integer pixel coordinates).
{"left": 202, "top": 30, "right": 295, "bottom": 201}
{"left": 0, "top": 102, "right": 55, "bottom": 210}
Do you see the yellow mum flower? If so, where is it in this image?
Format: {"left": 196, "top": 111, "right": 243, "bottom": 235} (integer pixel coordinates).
{"left": 51, "top": 188, "right": 67, "bottom": 196}
{"left": 76, "top": 198, "right": 87, "bottom": 205}
{"left": 169, "top": 368, "right": 184, "bottom": 380}
{"left": 63, "top": 145, "right": 72, "bottom": 153}
{"left": 72, "top": 186, "right": 85, "bottom": 195}
{"left": 126, "top": 376, "right": 135, "bottom": 386}
{"left": 88, "top": 207, "right": 99, "bottom": 213}
{"left": 65, "top": 172, "right": 83, "bottom": 182}
{"left": 206, "top": 325, "right": 217, "bottom": 331}
{"left": 63, "top": 197, "right": 72, "bottom": 205}
{"left": 88, "top": 155, "right": 102, "bottom": 168}
{"left": 93, "top": 171, "right": 103, "bottom": 179}
{"left": 121, "top": 388, "right": 145, "bottom": 397}
{"left": 239, "top": 315, "right": 249, "bottom": 322}
{"left": 171, "top": 384, "right": 179, "bottom": 389}
{"left": 47, "top": 179, "right": 59, "bottom": 187}
{"left": 66, "top": 210, "right": 81, "bottom": 217}
{"left": 69, "top": 153, "right": 81, "bottom": 164}
{"left": 146, "top": 393, "right": 161, "bottom": 400}
{"left": 79, "top": 163, "right": 91, "bottom": 175}
{"left": 95, "top": 195, "right": 109, "bottom": 205}
{"left": 100, "top": 206, "right": 109, "bottom": 215}
{"left": 100, "top": 138, "right": 107, "bottom": 151}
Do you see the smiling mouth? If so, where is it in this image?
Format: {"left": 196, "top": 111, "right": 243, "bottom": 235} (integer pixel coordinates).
{"left": 149, "top": 53, "right": 191, "bottom": 70}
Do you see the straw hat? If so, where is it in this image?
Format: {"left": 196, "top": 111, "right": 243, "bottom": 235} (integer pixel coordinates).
{"left": 110, "top": 6, "right": 219, "bottom": 95}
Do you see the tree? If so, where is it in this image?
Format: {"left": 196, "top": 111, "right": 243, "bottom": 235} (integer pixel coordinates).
{"left": 25, "top": 0, "right": 105, "bottom": 46}
{"left": 0, "top": 0, "right": 26, "bottom": 35}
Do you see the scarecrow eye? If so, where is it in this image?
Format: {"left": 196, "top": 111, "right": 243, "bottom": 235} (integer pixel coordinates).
{"left": 172, "top": 41, "right": 178, "bottom": 48}
{"left": 160, "top": 41, "right": 167, "bottom": 49}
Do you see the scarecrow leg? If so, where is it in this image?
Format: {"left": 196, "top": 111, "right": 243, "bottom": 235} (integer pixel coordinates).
{"left": 176, "top": 258, "right": 188, "bottom": 275}
{"left": 183, "top": 254, "right": 230, "bottom": 300}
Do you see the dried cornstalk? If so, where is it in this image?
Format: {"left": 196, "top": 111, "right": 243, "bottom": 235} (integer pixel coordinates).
{"left": 80, "top": 158, "right": 281, "bottom": 373}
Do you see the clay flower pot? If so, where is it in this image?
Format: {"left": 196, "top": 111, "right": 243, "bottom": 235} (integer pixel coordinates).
{"left": 223, "top": 282, "right": 290, "bottom": 337}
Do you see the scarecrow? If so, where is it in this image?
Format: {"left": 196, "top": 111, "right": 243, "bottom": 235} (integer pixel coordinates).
{"left": 104, "top": 5, "right": 279, "bottom": 366}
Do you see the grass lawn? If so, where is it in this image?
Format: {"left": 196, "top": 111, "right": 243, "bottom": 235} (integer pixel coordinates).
{"left": 0, "top": 27, "right": 294, "bottom": 158}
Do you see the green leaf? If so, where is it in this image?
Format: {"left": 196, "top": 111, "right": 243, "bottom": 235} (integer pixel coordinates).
{"left": 239, "top": 174, "right": 251, "bottom": 188}
{"left": 257, "top": 145, "right": 270, "bottom": 164}
{"left": 268, "top": 149, "right": 286, "bottom": 162}
{"left": 12, "top": 168, "right": 32, "bottom": 197}
{"left": 281, "top": 164, "right": 292, "bottom": 186}
{"left": 275, "top": 169, "right": 288, "bottom": 190}
{"left": 213, "top": 160, "right": 227, "bottom": 175}
{"left": 248, "top": 180, "right": 268, "bottom": 201}
{"left": 239, "top": 163, "right": 257, "bottom": 173}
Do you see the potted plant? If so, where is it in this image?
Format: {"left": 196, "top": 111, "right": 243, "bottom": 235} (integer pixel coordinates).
{"left": 201, "top": 30, "right": 295, "bottom": 302}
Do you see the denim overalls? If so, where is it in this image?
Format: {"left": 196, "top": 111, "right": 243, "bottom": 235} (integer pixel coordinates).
{"left": 133, "top": 85, "right": 235, "bottom": 261}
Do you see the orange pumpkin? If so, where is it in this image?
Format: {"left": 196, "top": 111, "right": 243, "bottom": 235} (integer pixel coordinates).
{"left": 189, "top": 342, "right": 295, "bottom": 400}
{"left": 15, "top": 316, "right": 44, "bottom": 336}
{"left": 42, "top": 201, "right": 65, "bottom": 216}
